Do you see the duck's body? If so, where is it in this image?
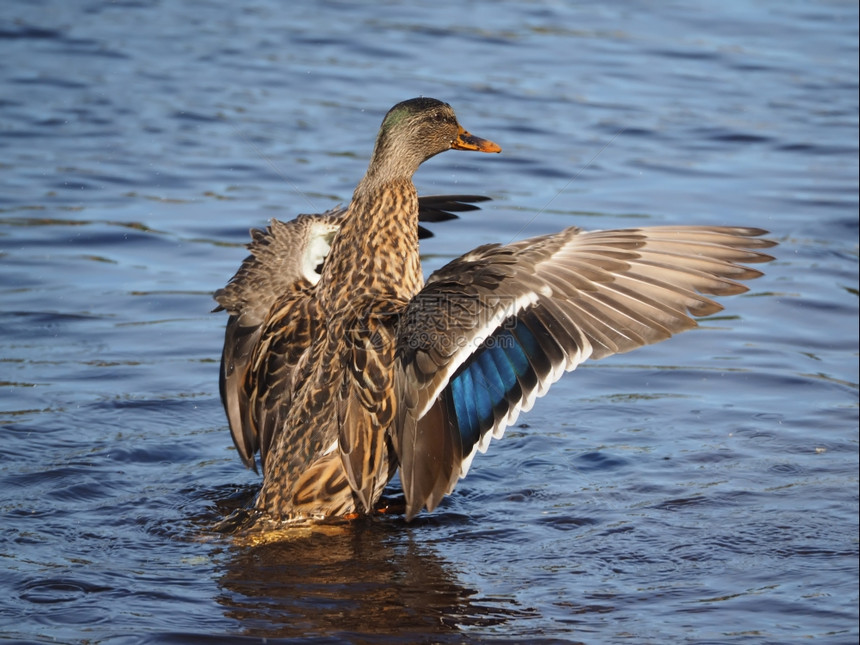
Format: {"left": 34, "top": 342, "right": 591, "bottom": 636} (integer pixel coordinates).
{"left": 215, "top": 193, "right": 488, "bottom": 518}
{"left": 259, "top": 174, "right": 422, "bottom": 519}
{"left": 216, "top": 98, "right": 775, "bottom": 522}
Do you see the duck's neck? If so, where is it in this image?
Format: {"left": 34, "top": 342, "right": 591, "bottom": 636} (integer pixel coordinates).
{"left": 319, "top": 174, "right": 423, "bottom": 313}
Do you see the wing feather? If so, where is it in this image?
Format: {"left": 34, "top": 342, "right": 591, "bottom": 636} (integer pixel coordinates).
{"left": 394, "top": 225, "right": 775, "bottom": 518}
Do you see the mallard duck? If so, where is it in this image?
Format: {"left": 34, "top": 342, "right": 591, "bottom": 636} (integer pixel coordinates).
{"left": 216, "top": 97, "right": 775, "bottom": 522}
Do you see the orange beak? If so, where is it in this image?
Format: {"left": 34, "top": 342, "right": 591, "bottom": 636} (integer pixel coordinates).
{"left": 451, "top": 125, "right": 502, "bottom": 153}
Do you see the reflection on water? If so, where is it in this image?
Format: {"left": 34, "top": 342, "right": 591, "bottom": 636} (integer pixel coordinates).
{"left": 216, "top": 519, "right": 531, "bottom": 642}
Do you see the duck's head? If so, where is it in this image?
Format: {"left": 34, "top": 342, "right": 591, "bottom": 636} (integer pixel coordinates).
{"left": 367, "top": 97, "right": 501, "bottom": 180}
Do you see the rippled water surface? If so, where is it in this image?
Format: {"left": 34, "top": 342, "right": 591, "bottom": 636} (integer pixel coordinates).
{"left": 1, "top": 1, "right": 858, "bottom": 643}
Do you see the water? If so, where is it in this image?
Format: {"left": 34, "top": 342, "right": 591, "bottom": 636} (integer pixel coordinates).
{"left": 1, "top": 1, "right": 857, "bottom": 643}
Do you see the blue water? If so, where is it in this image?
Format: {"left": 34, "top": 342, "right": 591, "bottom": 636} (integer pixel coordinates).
{"left": 1, "top": 1, "right": 857, "bottom": 643}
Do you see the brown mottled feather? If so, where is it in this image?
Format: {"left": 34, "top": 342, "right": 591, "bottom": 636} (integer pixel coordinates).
{"left": 215, "top": 196, "right": 489, "bottom": 472}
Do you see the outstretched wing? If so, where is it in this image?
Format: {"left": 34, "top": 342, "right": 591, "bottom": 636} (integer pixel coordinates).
{"left": 393, "top": 225, "right": 776, "bottom": 518}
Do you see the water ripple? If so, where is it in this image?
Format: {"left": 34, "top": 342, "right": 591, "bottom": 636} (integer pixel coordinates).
{"left": 0, "top": 1, "right": 856, "bottom": 642}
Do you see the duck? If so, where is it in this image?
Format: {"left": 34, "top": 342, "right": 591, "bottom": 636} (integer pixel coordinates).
{"left": 215, "top": 97, "right": 776, "bottom": 523}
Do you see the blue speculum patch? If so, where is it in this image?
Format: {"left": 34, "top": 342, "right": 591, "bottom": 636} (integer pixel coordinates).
{"left": 448, "top": 319, "right": 542, "bottom": 454}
